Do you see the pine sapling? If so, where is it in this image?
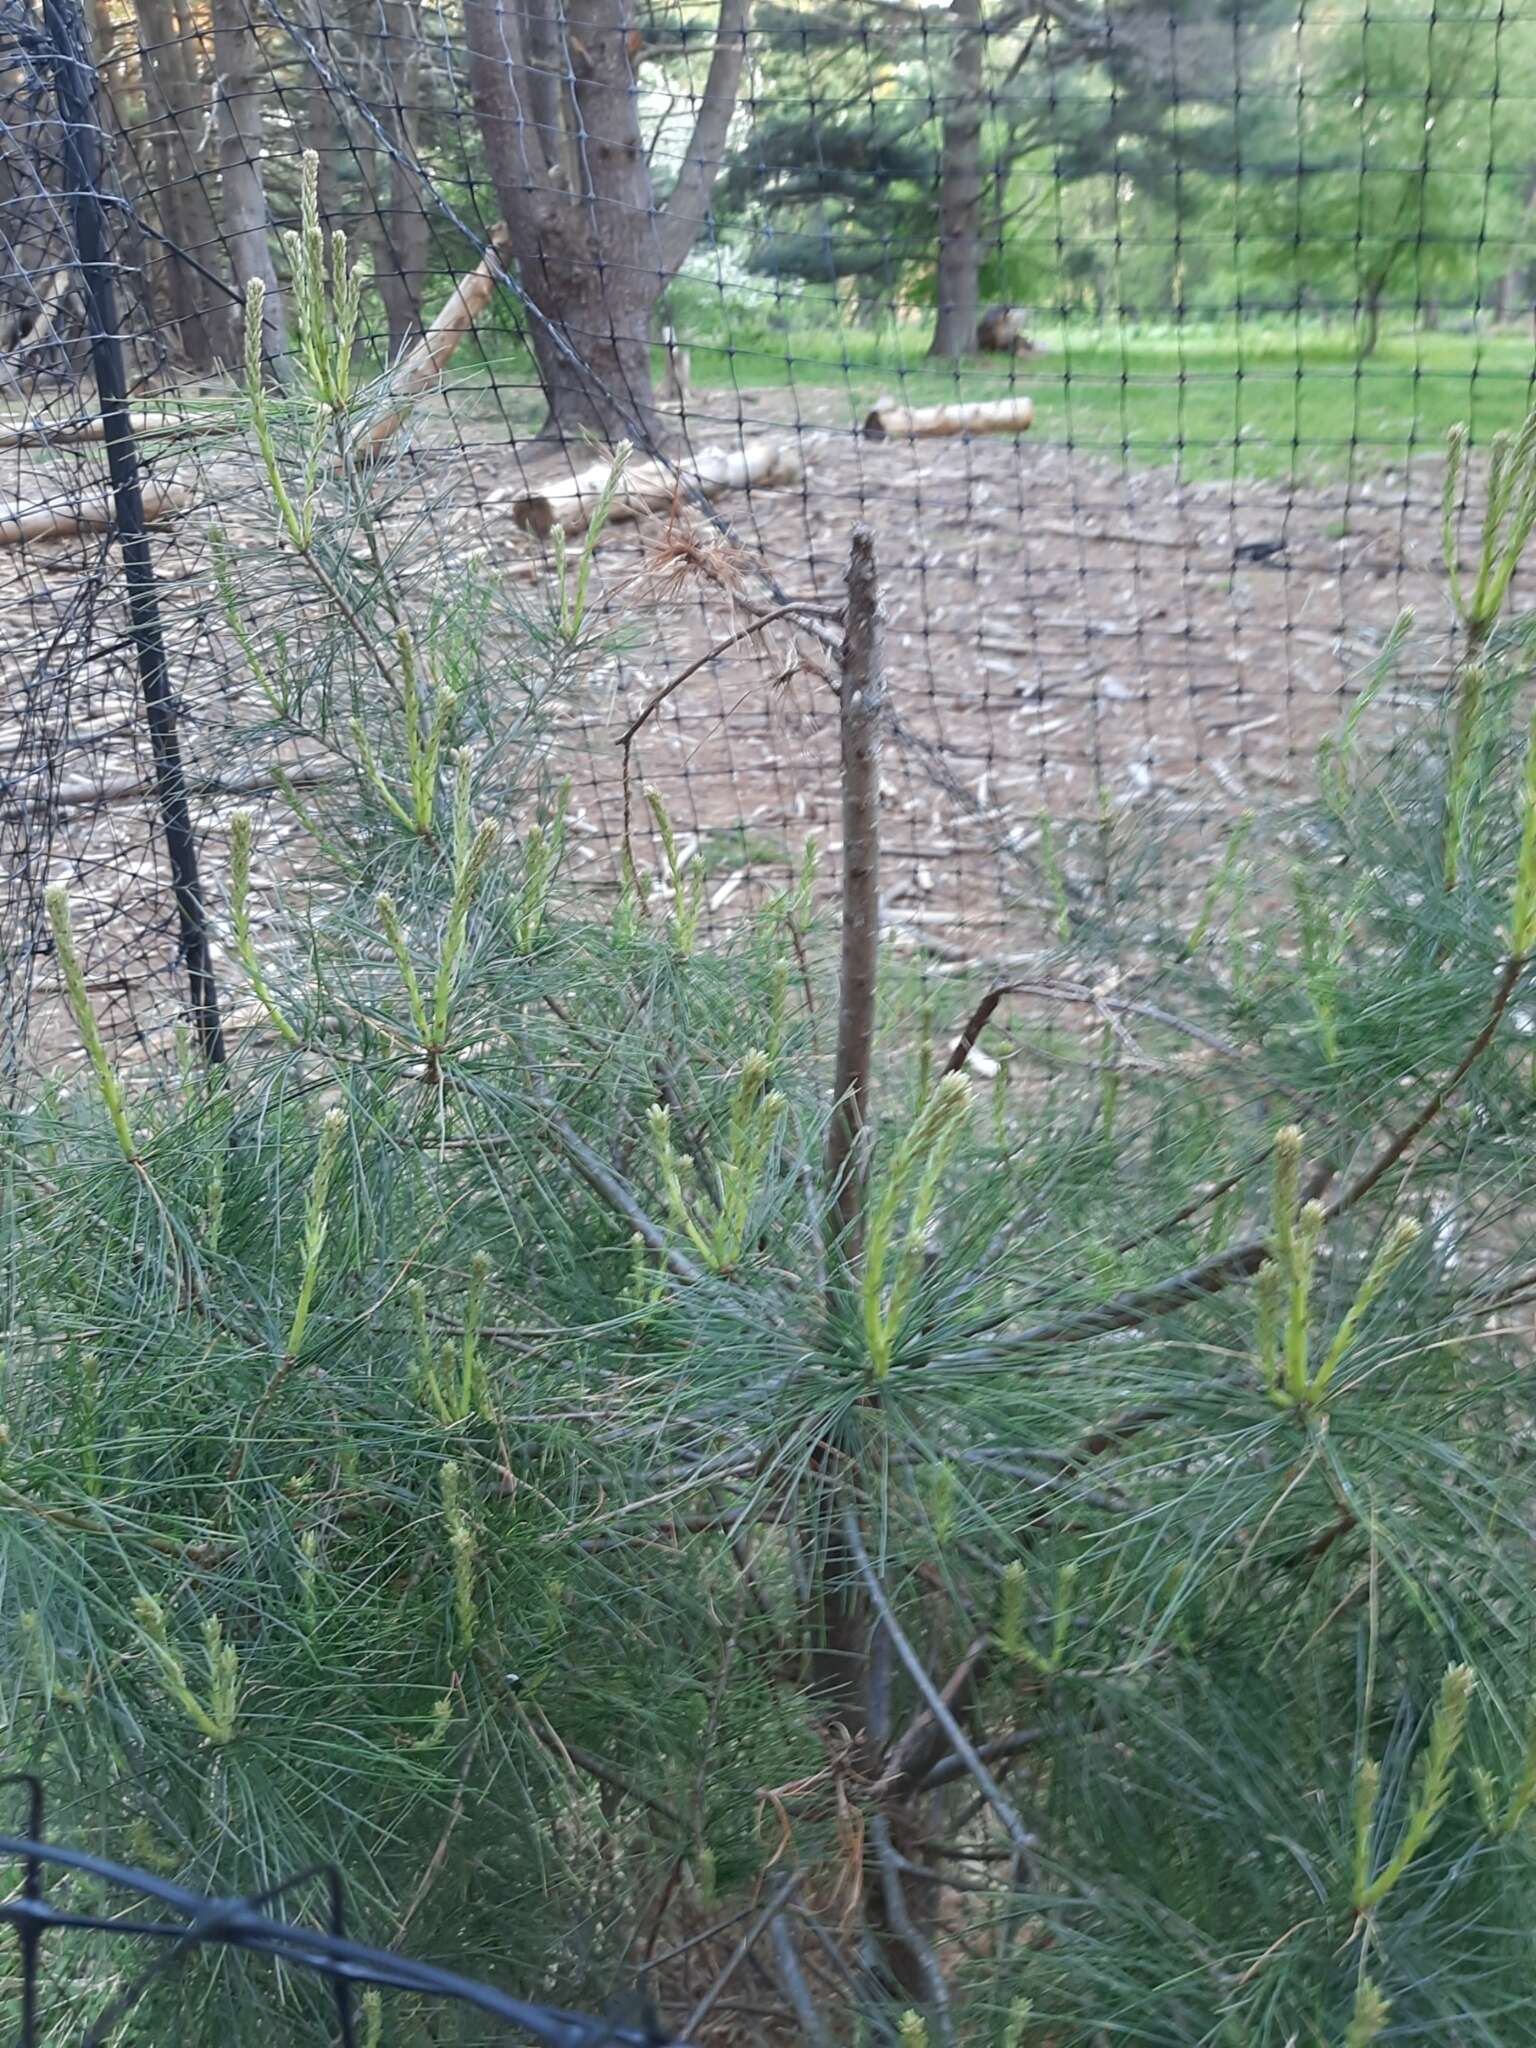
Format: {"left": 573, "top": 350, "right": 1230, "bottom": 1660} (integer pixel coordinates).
{"left": 995, "top": 1558, "right": 1077, "bottom": 1676}
{"left": 1344, "top": 1980, "right": 1391, "bottom": 2048}
{"left": 281, "top": 151, "right": 362, "bottom": 414}
{"left": 211, "top": 526, "right": 287, "bottom": 718}
{"left": 921, "top": 1461, "right": 957, "bottom": 1547}
{"left": 1441, "top": 413, "right": 1536, "bottom": 884}
{"left": 285, "top": 1107, "right": 347, "bottom": 1362}
{"left": 514, "top": 779, "right": 572, "bottom": 953}
{"left": 647, "top": 1058, "right": 786, "bottom": 1273}
{"left": 714, "top": 1052, "right": 788, "bottom": 1267}
{"left": 622, "top": 1230, "right": 668, "bottom": 1327}
{"left": 1509, "top": 703, "right": 1536, "bottom": 958}
{"left": 378, "top": 893, "right": 430, "bottom": 1043}
{"left": 1036, "top": 809, "right": 1071, "bottom": 942}
{"left": 1473, "top": 1715, "right": 1536, "bottom": 1838}
{"left": 1185, "top": 811, "right": 1252, "bottom": 954}
{"left": 244, "top": 278, "right": 308, "bottom": 551}
{"left": 434, "top": 818, "right": 501, "bottom": 1044}
{"left": 441, "top": 1461, "right": 478, "bottom": 1648}
{"left": 1294, "top": 866, "right": 1343, "bottom": 1064}
{"left": 1320, "top": 609, "right": 1412, "bottom": 814}
{"left": 1279, "top": 1202, "right": 1324, "bottom": 1404}
{"left": 1002, "top": 1998, "right": 1034, "bottom": 2048}
{"left": 1304, "top": 1217, "right": 1422, "bottom": 1403}
{"left": 552, "top": 442, "right": 633, "bottom": 643}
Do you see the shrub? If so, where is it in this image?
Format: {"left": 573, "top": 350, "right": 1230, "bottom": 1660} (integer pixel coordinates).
{"left": 11, "top": 162, "right": 1536, "bottom": 2045}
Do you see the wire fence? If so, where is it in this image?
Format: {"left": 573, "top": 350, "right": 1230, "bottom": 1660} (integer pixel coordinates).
{"left": 1, "top": 0, "right": 1532, "bottom": 1061}
{"left": 0, "top": 1778, "right": 682, "bottom": 2045}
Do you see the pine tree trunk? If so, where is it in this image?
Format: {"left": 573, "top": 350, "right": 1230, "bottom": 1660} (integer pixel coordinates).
{"left": 131, "top": 0, "right": 221, "bottom": 366}
{"left": 465, "top": 0, "right": 660, "bottom": 442}
{"left": 371, "top": 0, "right": 431, "bottom": 359}
{"left": 465, "top": 0, "right": 746, "bottom": 443}
{"left": 211, "top": 0, "right": 284, "bottom": 361}
{"left": 1356, "top": 288, "right": 1382, "bottom": 359}
{"left": 928, "top": 0, "right": 984, "bottom": 360}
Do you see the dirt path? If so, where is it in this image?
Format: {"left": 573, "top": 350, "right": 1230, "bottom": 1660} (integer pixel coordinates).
{"left": 0, "top": 383, "right": 1487, "bottom": 1064}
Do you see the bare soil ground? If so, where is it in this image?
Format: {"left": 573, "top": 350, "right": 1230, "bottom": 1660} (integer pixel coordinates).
{"left": 0, "top": 376, "right": 1494, "bottom": 1066}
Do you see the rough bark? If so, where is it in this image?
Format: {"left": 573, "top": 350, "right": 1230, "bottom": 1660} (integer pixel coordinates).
{"left": 211, "top": 0, "right": 284, "bottom": 360}
{"left": 464, "top": 0, "right": 749, "bottom": 443}
{"left": 826, "top": 523, "right": 884, "bottom": 1250}
{"left": 130, "top": 0, "right": 222, "bottom": 365}
{"left": 929, "top": 0, "right": 984, "bottom": 359}
{"left": 370, "top": 0, "right": 431, "bottom": 359}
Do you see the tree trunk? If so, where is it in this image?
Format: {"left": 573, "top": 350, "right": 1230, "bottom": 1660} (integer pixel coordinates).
{"left": 465, "top": 0, "right": 748, "bottom": 443}
{"left": 131, "top": 0, "right": 222, "bottom": 366}
{"left": 303, "top": 11, "right": 344, "bottom": 234}
{"left": 1356, "top": 287, "right": 1382, "bottom": 358}
{"left": 370, "top": 0, "right": 431, "bottom": 359}
{"left": 928, "top": 0, "right": 984, "bottom": 359}
{"left": 211, "top": 0, "right": 284, "bottom": 361}
{"left": 465, "top": 0, "right": 659, "bottom": 442}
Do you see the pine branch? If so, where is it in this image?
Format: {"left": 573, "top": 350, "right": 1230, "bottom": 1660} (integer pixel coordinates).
{"left": 975, "top": 955, "right": 1524, "bottom": 1365}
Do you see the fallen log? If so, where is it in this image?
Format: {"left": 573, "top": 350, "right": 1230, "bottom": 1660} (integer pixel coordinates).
{"left": 0, "top": 761, "right": 338, "bottom": 818}
{"left": 351, "top": 223, "right": 515, "bottom": 465}
{"left": 0, "top": 413, "right": 214, "bottom": 453}
{"left": 862, "top": 394, "right": 1034, "bottom": 442}
{"left": 510, "top": 437, "right": 803, "bottom": 538}
{"left": 0, "top": 479, "right": 190, "bottom": 548}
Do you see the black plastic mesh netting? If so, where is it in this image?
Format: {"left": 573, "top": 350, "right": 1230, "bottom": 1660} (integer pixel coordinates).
{"left": 1, "top": 0, "right": 1531, "bottom": 1063}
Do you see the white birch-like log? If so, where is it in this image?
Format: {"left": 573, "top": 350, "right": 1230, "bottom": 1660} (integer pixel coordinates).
{"left": 0, "top": 480, "right": 190, "bottom": 548}
{"left": 862, "top": 394, "right": 1034, "bottom": 442}
{"left": 511, "top": 437, "right": 803, "bottom": 538}
{"left": 351, "top": 225, "right": 516, "bottom": 463}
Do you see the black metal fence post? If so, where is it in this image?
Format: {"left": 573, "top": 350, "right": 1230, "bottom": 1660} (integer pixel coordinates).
{"left": 39, "top": 0, "right": 225, "bottom": 1066}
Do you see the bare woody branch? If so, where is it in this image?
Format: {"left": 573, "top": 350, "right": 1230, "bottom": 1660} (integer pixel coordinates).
{"left": 826, "top": 524, "right": 885, "bottom": 1251}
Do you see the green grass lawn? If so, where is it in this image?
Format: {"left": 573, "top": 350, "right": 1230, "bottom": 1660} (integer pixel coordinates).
{"left": 460, "top": 317, "right": 1536, "bottom": 484}
{"left": 684, "top": 320, "right": 1536, "bottom": 481}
